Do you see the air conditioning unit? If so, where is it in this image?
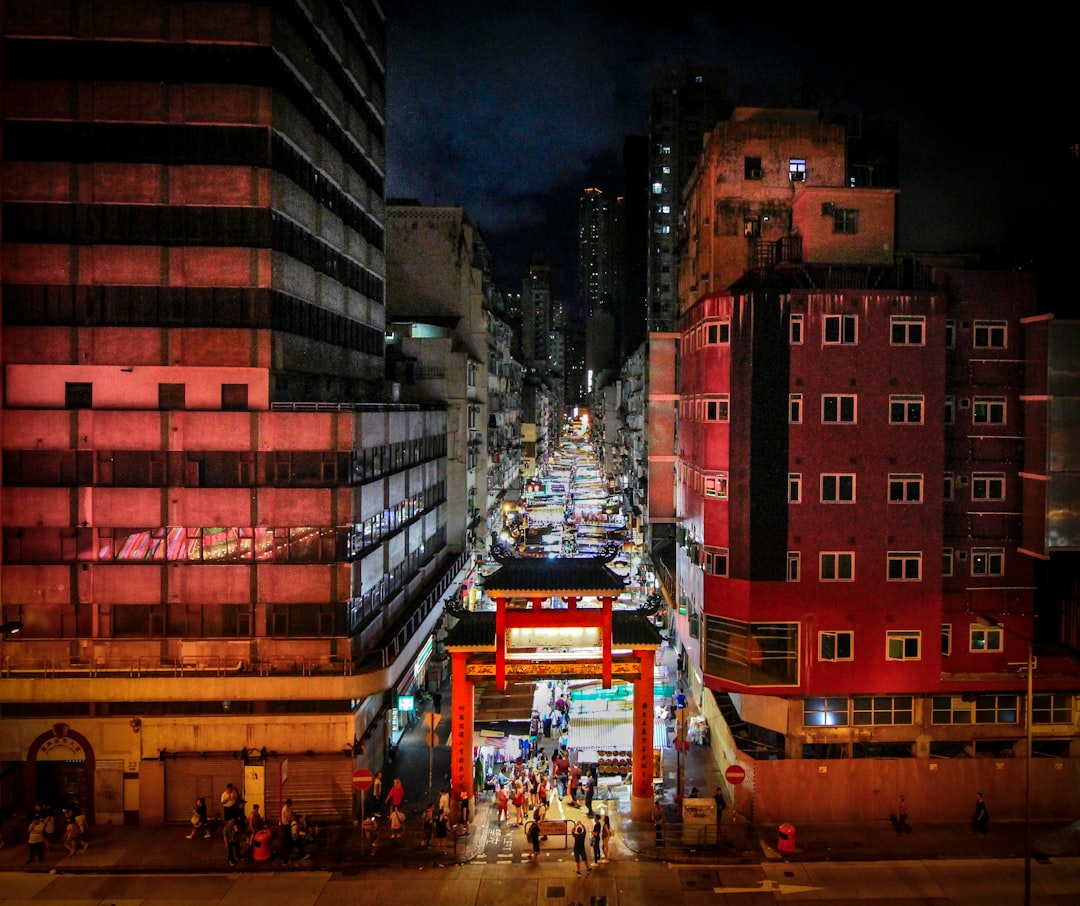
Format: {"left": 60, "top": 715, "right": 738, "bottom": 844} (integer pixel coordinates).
{"left": 747, "top": 168, "right": 763, "bottom": 179}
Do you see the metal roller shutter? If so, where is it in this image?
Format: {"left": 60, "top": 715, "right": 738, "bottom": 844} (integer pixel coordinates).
{"left": 164, "top": 757, "right": 245, "bottom": 824}
{"left": 263, "top": 755, "right": 353, "bottom": 824}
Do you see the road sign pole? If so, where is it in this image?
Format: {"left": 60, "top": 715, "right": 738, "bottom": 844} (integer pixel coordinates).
{"left": 428, "top": 710, "right": 434, "bottom": 796}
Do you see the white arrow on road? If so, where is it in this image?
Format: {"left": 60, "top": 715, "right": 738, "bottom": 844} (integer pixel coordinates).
{"left": 714, "top": 881, "right": 823, "bottom": 895}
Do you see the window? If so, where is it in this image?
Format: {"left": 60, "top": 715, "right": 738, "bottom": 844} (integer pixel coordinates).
{"left": 743, "top": 217, "right": 760, "bottom": 237}
{"left": 889, "top": 394, "right": 924, "bottom": 424}
{"left": 941, "top": 623, "right": 952, "bottom": 655}
{"left": 467, "top": 360, "right": 478, "bottom": 388}
{"left": 822, "top": 394, "right": 857, "bottom": 423}
{"left": 158, "top": 383, "right": 186, "bottom": 409}
{"left": 944, "top": 472, "right": 955, "bottom": 501}
{"left": 704, "top": 395, "right": 730, "bottom": 421}
{"left": 744, "top": 156, "right": 763, "bottom": 179}
{"left": 221, "top": 384, "right": 248, "bottom": 411}
{"left": 942, "top": 548, "right": 954, "bottom": 578}
{"left": 833, "top": 208, "right": 859, "bottom": 233}
{"left": 945, "top": 319, "right": 956, "bottom": 348}
{"left": 890, "top": 316, "right": 925, "bottom": 345}
{"left": 932, "top": 695, "right": 972, "bottom": 724}
{"left": 887, "top": 551, "right": 922, "bottom": 581}
{"left": 803, "top": 697, "right": 849, "bottom": 727}
{"left": 65, "top": 382, "right": 93, "bottom": 408}
{"left": 789, "top": 393, "right": 802, "bottom": 424}
{"left": 705, "top": 321, "right": 730, "bottom": 344}
{"left": 970, "top": 624, "right": 1002, "bottom": 652}
{"left": 819, "top": 630, "right": 853, "bottom": 661}
{"left": 1032, "top": 693, "right": 1073, "bottom": 724}
{"left": 704, "top": 473, "right": 728, "bottom": 498}
{"left": 788, "top": 473, "right": 802, "bottom": 503}
{"left": 944, "top": 395, "right": 955, "bottom": 425}
{"left": 790, "top": 314, "right": 803, "bottom": 344}
{"left": 973, "top": 396, "right": 1006, "bottom": 425}
{"left": 820, "top": 551, "right": 854, "bottom": 581}
{"left": 888, "top": 473, "right": 923, "bottom": 503}
{"left": 853, "top": 695, "right": 913, "bottom": 725}
{"left": 973, "top": 319, "right": 1007, "bottom": 349}
{"left": 823, "top": 314, "right": 858, "bottom": 344}
{"left": 788, "top": 158, "right": 806, "bottom": 181}
{"left": 820, "top": 473, "right": 855, "bottom": 502}
{"left": 971, "top": 472, "right": 1005, "bottom": 500}
{"left": 703, "top": 547, "right": 728, "bottom": 576}
{"left": 886, "top": 631, "right": 921, "bottom": 661}
{"left": 787, "top": 552, "right": 800, "bottom": 581}
{"left": 971, "top": 547, "right": 1004, "bottom": 576}
{"left": 975, "top": 694, "right": 1018, "bottom": 724}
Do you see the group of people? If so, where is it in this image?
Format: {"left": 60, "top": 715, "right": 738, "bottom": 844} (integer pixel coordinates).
{"left": 25, "top": 802, "right": 89, "bottom": 863}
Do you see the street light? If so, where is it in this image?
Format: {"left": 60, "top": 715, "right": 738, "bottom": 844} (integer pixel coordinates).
{"left": 978, "top": 615, "right": 1034, "bottom": 906}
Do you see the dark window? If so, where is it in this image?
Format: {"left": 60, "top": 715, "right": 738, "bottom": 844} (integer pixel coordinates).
{"left": 65, "top": 382, "right": 93, "bottom": 408}
{"left": 744, "top": 157, "right": 763, "bottom": 179}
{"left": 221, "top": 384, "right": 248, "bottom": 411}
{"left": 158, "top": 383, "right": 186, "bottom": 409}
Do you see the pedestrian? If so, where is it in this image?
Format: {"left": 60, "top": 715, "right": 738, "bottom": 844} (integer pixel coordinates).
{"left": 583, "top": 773, "right": 595, "bottom": 817}
{"left": 571, "top": 820, "right": 592, "bottom": 875}
{"left": 895, "top": 795, "right": 909, "bottom": 835}
{"left": 224, "top": 817, "right": 242, "bottom": 865}
{"left": 496, "top": 785, "right": 509, "bottom": 824}
{"left": 42, "top": 807, "right": 58, "bottom": 853}
{"left": 421, "top": 803, "right": 434, "bottom": 847}
{"left": 459, "top": 788, "right": 471, "bottom": 826}
{"left": 526, "top": 818, "right": 541, "bottom": 860}
{"left": 568, "top": 763, "right": 581, "bottom": 803}
{"left": 248, "top": 803, "right": 266, "bottom": 834}
{"left": 72, "top": 807, "right": 89, "bottom": 851}
{"left": 62, "top": 812, "right": 80, "bottom": 856}
{"left": 187, "top": 796, "right": 211, "bottom": 839}
{"left": 590, "top": 815, "right": 603, "bottom": 863}
{"left": 389, "top": 804, "right": 405, "bottom": 838}
{"left": 600, "top": 813, "right": 612, "bottom": 860}
{"left": 372, "top": 772, "right": 384, "bottom": 815}
{"left": 432, "top": 691, "right": 443, "bottom": 712}
{"left": 385, "top": 777, "right": 405, "bottom": 813}
{"left": 26, "top": 813, "right": 47, "bottom": 864}
{"left": 651, "top": 799, "right": 665, "bottom": 846}
{"left": 220, "top": 782, "right": 240, "bottom": 822}
{"left": 972, "top": 792, "right": 990, "bottom": 834}
{"left": 438, "top": 787, "right": 450, "bottom": 818}
{"left": 713, "top": 786, "right": 726, "bottom": 827}
{"left": 512, "top": 783, "right": 526, "bottom": 826}
{"left": 279, "top": 798, "right": 296, "bottom": 863}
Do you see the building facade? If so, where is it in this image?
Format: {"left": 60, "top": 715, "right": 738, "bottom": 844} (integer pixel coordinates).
{"left": 1, "top": 1, "right": 462, "bottom": 826}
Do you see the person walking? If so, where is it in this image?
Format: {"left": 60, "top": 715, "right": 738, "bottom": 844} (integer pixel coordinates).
{"left": 421, "top": 803, "right": 434, "bottom": 847}
{"left": 713, "top": 786, "right": 726, "bottom": 829}
{"left": 972, "top": 792, "right": 990, "bottom": 834}
{"left": 372, "top": 772, "right": 384, "bottom": 815}
{"left": 583, "top": 772, "right": 596, "bottom": 817}
{"left": 389, "top": 804, "right": 406, "bottom": 838}
{"left": 495, "top": 785, "right": 509, "bottom": 824}
{"left": 62, "top": 815, "right": 80, "bottom": 856}
{"left": 590, "top": 815, "right": 603, "bottom": 864}
{"left": 220, "top": 783, "right": 240, "bottom": 822}
{"left": 459, "top": 788, "right": 471, "bottom": 827}
{"left": 384, "top": 777, "right": 405, "bottom": 813}
{"left": 223, "top": 817, "right": 242, "bottom": 865}
{"left": 651, "top": 799, "right": 665, "bottom": 846}
{"left": 571, "top": 820, "right": 592, "bottom": 875}
{"left": 26, "top": 813, "right": 47, "bottom": 864}
{"left": 526, "top": 818, "right": 541, "bottom": 860}
{"left": 187, "top": 796, "right": 211, "bottom": 839}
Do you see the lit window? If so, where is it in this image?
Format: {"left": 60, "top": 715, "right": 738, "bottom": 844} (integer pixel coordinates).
{"left": 651, "top": 182, "right": 663, "bottom": 194}
{"left": 744, "top": 217, "right": 761, "bottom": 237}
{"left": 886, "top": 631, "right": 921, "bottom": 661}
{"left": 889, "top": 394, "right": 924, "bottom": 424}
{"left": 820, "top": 552, "right": 854, "bottom": 581}
{"left": 887, "top": 551, "right": 922, "bottom": 581}
{"left": 972, "top": 396, "right": 1006, "bottom": 425}
{"left": 822, "top": 394, "right": 857, "bottom": 423}
{"left": 789, "top": 158, "right": 806, "bottom": 181}
{"left": 971, "top": 547, "right": 1004, "bottom": 576}
{"left": 969, "top": 625, "right": 1002, "bottom": 652}
{"left": 823, "top": 314, "right": 858, "bottom": 344}
{"left": 888, "top": 474, "right": 923, "bottom": 503}
{"left": 971, "top": 472, "right": 1005, "bottom": 500}
{"left": 704, "top": 473, "right": 728, "bottom": 498}
{"left": 803, "top": 697, "right": 849, "bottom": 727}
{"left": 820, "top": 473, "right": 855, "bottom": 503}
{"left": 820, "top": 631, "right": 853, "bottom": 661}
{"left": 973, "top": 319, "right": 1007, "bottom": 349}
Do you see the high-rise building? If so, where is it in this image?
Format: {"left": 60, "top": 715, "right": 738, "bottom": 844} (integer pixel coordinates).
{"left": 1, "top": 1, "right": 459, "bottom": 825}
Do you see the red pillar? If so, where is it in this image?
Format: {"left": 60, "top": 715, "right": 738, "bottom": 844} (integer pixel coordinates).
{"left": 495, "top": 596, "right": 506, "bottom": 691}
{"left": 601, "top": 596, "right": 613, "bottom": 688}
{"left": 566, "top": 595, "right": 577, "bottom": 610}
{"left": 630, "top": 648, "right": 655, "bottom": 820}
{"left": 449, "top": 651, "right": 475, "bottom": 803}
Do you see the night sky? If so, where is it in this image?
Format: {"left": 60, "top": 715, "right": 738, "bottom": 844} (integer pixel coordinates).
{"left": 386, "top": 3, "right": 1076, "bottom": 303}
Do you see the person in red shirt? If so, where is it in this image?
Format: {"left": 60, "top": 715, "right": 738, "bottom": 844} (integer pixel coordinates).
{"left": 384, "top": 777, "right": 405, "bottom": 811}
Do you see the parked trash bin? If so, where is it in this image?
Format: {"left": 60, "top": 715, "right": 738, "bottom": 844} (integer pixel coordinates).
{"left": 253, "top": 828, "right": 272, "bottom": 861}
{"left": 777, "top": 822, "right": 796, "bottom": 854}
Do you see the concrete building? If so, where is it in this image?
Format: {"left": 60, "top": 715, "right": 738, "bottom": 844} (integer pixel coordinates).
{"left": 0, "top": 1, "right": 463, "bottom": 826}
{"left": 667, "top": 107, "right": 1080, "bottom": 822}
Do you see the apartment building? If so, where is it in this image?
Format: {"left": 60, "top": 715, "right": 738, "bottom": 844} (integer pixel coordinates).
{"left": 1, "top": 1, "right": 460, "bottom": 825}
{"left": 670, "top": 108, "right": 1080, "bottom": 821}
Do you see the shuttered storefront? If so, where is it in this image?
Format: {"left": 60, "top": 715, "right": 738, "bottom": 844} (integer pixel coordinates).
{"left": 164, "top": 757, "right": 244, "bottom": 824}
{"left": 260, "top": 755, "right": 354, "bottom": 825}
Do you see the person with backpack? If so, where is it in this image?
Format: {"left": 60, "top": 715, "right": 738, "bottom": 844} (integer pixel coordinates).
{"left": 525, "top": 818, "right": 541, "bottom": 860}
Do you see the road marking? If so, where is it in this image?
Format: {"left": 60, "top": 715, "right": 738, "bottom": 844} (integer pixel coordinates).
{"left": 714, "top": 881, "right": 823, "bottom": 895}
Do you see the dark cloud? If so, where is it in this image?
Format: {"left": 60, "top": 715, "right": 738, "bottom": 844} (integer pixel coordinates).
{"left": 387, "top": 4, "right": 1077, "bottom": 298}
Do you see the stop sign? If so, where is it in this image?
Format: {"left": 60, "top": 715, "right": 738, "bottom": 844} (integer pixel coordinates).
{"left": 724, "top": 763, "right": 746, "bottom": 784}
{"left": 352, "top": 768, "right": 374, "bottom": 791}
